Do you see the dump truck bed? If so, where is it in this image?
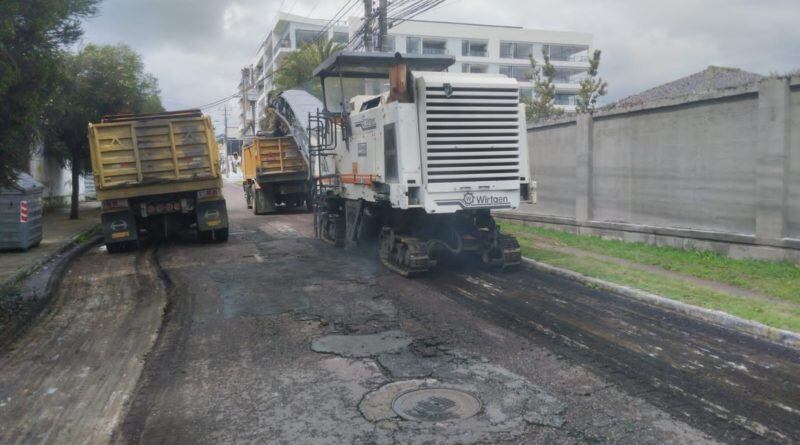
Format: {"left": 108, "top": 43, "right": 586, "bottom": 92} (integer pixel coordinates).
{"left": 88, "top": 110, "right": 221, "bottom": 200}
{"left": 243, "top": 136, "right": 308, "bottom": 184}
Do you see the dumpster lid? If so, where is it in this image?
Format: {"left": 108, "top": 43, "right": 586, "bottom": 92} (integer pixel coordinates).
{"left": 1, "top": 171, "right": 43, "bottom": 194}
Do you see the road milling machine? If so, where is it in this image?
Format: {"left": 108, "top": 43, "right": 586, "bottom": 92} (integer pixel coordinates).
{"left": 307, "top": 52, "right": 532, "bottom": 276}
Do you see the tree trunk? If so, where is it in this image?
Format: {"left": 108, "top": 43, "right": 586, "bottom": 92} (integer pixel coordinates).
{"left": 70, "top": 159, "right": 80, "bottom": 220}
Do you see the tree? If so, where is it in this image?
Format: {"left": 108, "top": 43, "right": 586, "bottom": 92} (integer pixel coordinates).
{"left": 43, "top": 44, "right": 163, "bottom": 219}
{"left": 0, "top": 0, "right": 99, "bottom": 188}
{"left": 575, "top": 50, "right": 608, "bottom": 113}
{"left": 272, "top": 38, "right": 344, "bottom": 99}
{"left": 524, "top": 48, "right": 563, "bottom": 122}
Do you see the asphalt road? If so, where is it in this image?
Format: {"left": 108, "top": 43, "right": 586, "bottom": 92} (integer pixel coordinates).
{"left": 1, "top": 181, "right": 797, "bottom": 444}
{"left": 423, "top": 261, "right": 800, "bottom": 443}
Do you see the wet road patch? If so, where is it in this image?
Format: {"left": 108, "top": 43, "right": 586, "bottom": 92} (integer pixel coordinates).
{"left": 210, "top": 267, "right": 311, "bottom": 318}
{"left": 311, "top": 330, "right": 412, "bottom": 357}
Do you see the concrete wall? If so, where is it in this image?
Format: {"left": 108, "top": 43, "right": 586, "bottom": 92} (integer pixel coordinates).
{"left": 528, "top": 122, "right": 577, "bottom": 218}
{"left": 788, "top": 80, "right": 800, "bottom": 238}
{"left": 592, "top": 95, "right": 758, "bottom": 233}
{"left": 511, "top": 76, "right": 800, "bottom": 262}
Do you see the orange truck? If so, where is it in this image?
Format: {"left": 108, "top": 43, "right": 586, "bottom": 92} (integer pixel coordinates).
{"left": 88, "top": 109, "right": 229, "bottom": 252}
{"left": 242, "top": 135, "right": 311, "bottom": 214}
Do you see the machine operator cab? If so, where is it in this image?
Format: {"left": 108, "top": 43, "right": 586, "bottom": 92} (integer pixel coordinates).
{"left": 309, "top": 51, "right": 532, "bottom": 213}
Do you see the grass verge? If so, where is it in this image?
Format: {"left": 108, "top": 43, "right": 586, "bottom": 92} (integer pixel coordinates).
{"left": 500, "top": 221, "right": 800, "bottom": 332}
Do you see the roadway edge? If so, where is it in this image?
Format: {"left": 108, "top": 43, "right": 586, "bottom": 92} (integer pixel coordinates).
{"left": 0, "top": 234, "right": 103, "bottom": 353}
{"left": 521, "top": 257, "right": 800, "bottom": 350}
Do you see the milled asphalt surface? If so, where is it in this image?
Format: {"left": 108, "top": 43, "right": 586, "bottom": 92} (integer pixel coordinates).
{"left": 112, "top": 184, "right": 716, "bottom": 444}
{"left": 2, "top": 182, "right": 797, "bottom": 443}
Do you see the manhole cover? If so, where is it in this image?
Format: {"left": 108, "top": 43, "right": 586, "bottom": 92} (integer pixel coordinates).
{"left": 391, "top": 388, "right": 481, "bottom": 422}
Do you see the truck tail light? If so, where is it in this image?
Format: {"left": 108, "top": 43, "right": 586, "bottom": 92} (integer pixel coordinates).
{"left": 197, "top": 188, "right": 221, "bottom": 201}
{"left": 102, "top": 199, "right": 129, "bottom": 211}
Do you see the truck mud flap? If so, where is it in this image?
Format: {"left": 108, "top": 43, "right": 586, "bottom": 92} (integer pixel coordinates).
{"left": 102, "top": 210, "right": 138, "bottom": 243}
{"left": 196, "top": 199, "right": 229, "bottom": 231}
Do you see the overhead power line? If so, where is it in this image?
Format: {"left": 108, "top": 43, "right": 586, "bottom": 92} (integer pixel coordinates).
{"left": 193, "top": 93, "right": 241, "bottom": 111}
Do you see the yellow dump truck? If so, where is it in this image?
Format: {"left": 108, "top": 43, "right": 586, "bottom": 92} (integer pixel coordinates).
{"left": 88, "top": 109, "right": 228, "bottom": 252}
{"left": 242, "top": 135, "right": 311, "bottom": 214}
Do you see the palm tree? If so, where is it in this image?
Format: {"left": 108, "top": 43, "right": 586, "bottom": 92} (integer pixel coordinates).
{"left": 272, "top": 38, "right": 344, "bottom": 99}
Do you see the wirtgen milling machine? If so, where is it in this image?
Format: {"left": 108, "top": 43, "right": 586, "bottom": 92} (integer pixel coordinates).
{"left": 308, "top": 52, "right": 532, "bottom": 276}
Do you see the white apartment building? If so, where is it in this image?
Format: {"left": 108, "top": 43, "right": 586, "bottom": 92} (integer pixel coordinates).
{"left": 352, "top": 18, "right": 593, "bottom": 111}
{"left": 239, "top": 12, "right": 349, "bottom": 135}
{"left": 240, "top": 13, "right": 592, "bottom": 133}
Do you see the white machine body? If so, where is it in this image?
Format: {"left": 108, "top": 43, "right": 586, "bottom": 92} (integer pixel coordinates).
{"left": 327, "top": 71, "right": 530, "bottom": 214}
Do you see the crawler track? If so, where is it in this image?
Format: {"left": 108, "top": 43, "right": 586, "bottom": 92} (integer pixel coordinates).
{"left": 424, "top": 263, "right": 800, "bottom": 444}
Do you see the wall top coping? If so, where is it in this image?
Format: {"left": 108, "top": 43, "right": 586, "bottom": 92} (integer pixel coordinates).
{"left": 528, "top": 75, "right": 800, "bottom": 131}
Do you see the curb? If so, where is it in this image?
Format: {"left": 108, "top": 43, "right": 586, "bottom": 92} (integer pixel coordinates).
{"left": 3, "top": 223, "right": 100, "bottom": 290}
{"left": 521, "top": 257, "right": 800, "bottom": 350}
{"left": 0, "top": 234, "right": 102, "bottom": 353}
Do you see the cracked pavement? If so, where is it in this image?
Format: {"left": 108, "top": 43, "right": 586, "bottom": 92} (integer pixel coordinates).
{"left": 7, "top": 182, "right": 787, "bottom": 443}
{"left": 108, "top": 184, "right": 717, "bottom": 444}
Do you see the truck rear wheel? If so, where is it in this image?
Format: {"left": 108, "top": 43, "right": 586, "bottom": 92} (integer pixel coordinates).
{"left": 244, "top": 182, "right": 254, "bottom": 209}
{"left": 213, "top": 228, "right": 229, "bottom": 242}
{"left": 253, "top": 187, "right": 276, "bottom": 215}
{"left": 106, "top": 240, "right": 139, "bottom": 254}
{"left": 198, "top": 228, "right": 228, "bottom": 243}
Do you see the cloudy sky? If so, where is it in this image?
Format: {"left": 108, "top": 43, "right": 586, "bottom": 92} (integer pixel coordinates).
{"left": 81, "top": 0, "right": 800, "bottom": 131}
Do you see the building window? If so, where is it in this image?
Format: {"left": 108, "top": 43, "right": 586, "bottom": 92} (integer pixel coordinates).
{"left": 520, "top": 87, "right": 533, "bottom": 99}
{"left": 295, "top": 29, "right": 319, "bottom": 47}
{"left": 406, "top": 36, "right": 421, "bottom": 54}
{"left": 276, "top": 32, "right": 291, "bottom": 50}
{"left": 549, "top": 44, "right": 589, "bottom": 62}
{"left": 380, "top": 35, "right": 395, "bottom": 52}
{"left": 553, "top": 68, "right": 588, "bottom": 84}
{"left": 461, "top": 63, "right": 488, "bottom": 74}
{"left": 461, "top": 39, "right": 488, "bottom": 57}
{"left": 500, "top": 41, "right": 549, "bottom": 60}
{"left": 332, "top": 31, "right": 349, "bottom": 44}
{"left": 422, "top": 38, "right": 447, "bottom": 55}
{"left": 501, "top": 41, "right": 532, "bottom": 59}
{"left": 554, "top": 93, "right": 577, "bottom": 106}
{"left": 499, "top": 65, "right": 531, "bottom": 82}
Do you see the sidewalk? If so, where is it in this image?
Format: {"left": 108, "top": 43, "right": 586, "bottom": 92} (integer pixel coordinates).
{"left": 0, "top": 201, "right": 100, "bottom": 288}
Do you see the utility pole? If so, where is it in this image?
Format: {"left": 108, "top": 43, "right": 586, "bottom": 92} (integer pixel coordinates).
{"left": 363, "top": 0, "right": 373, "bottom": 51}
{"left": 223, "top": 104, "right": 230, "bottom": 178}
{"left": 377, "top": 0, "right": 388, "bottom": 52}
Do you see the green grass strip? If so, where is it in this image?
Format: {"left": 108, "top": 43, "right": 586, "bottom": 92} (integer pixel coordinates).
{"left": 501, "top": 221, "right": 800, "bottom": 305}
{"left": 499, "top": 223, "right": 800, "bottom": 332}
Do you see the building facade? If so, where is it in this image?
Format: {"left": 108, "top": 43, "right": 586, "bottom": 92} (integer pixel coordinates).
{"left": 239, "top": 12, "right": 348, "bottom": 135}
{"left": 354, "top": 18, "right": 593, "bottom": 111}
{"left": 240, "top": 12, "right": 593, "bottom": 132}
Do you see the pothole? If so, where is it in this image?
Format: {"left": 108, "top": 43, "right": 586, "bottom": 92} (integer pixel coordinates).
{"left": 392, "top": 388, "right": 482, "bottom": 422}
{"left": 311, "top": 330, "right": 412, "bottom": 357}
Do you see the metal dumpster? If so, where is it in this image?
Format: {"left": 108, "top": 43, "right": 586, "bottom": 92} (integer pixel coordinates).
{"left": 0, "top": 172, "right": 44, "bottom": 251}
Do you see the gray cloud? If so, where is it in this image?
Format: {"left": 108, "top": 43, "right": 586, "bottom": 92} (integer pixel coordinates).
{"left": 81, "top": 0, "right": 800, "bottom": 129}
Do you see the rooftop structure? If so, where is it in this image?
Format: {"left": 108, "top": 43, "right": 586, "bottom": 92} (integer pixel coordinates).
{"left": 608, "top": 66, "right": 763, "bottom": 109}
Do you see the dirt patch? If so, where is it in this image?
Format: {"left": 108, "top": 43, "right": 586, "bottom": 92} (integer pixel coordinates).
{"left": 0, "top": 244, "right": 167, "bottom": 444}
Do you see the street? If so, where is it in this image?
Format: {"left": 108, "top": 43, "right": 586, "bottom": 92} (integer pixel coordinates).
{"left": 1, "top": 182, "right": 798, "bottom": 444}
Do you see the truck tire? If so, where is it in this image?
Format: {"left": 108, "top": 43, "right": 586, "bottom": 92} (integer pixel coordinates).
{"left": 244, "top": 182, "right": 254, "bottom": 209}
{"left": 214, "top": 228, "right": 229, "bottom": 242}
{"left": 107, "top": 240, "right": 138, "bottom": 254}
{"left": 198, "top": 228, "right": 228, "bottom": 243}
{"left": 253, "top": 186, "right": 276, "bottom": 215}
